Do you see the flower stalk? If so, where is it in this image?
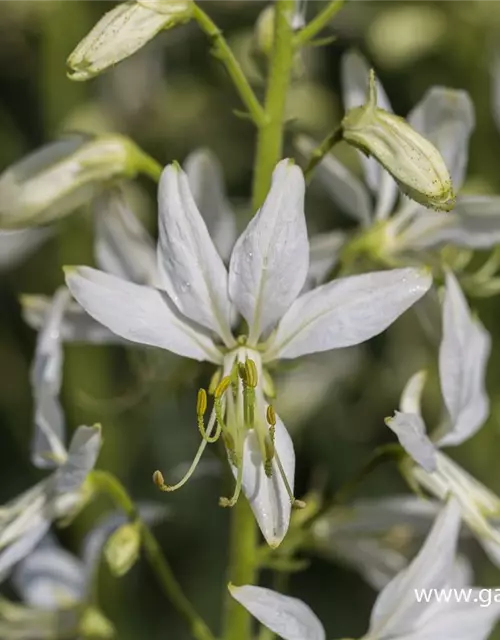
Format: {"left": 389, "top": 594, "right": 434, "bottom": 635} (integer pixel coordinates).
{"left": 90, "top": 470, "right": 216, "bottom": 640}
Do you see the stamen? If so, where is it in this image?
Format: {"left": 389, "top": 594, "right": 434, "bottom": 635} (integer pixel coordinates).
{"left": 219, "top": 440, "right": 244, "bottom": 508}
{"left": 244, "top": 359, "right": 258, "bottom": 388}
{"left": 264, "top": 436, "right": 275, "bottom": 478}
{"left": 266, "top": 404, "right": 276, "bottom": 443}
{"left": 222, "top": 431, "right": 239, "bottom": 466}
{"left": 274, "top": 449, "right": 306, "bottom": 509}
{"left": 199, "top": 404, "right": 222, "bottom": 444}
{"left": 197, "top": 388, "right": 207, "bottom": 417}
{"left": 208, "top": 369, "right": 222, "bottom": 396}
{"left": 152, "top": 412, "right": 217, "bottom": 492}
{"left": 214, "top": 376, "right": 231, "bottom": 399}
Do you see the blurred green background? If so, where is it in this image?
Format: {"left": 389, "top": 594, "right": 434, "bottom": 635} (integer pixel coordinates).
{"left": 2, "top": 1, "right": 500, "bottom": 638}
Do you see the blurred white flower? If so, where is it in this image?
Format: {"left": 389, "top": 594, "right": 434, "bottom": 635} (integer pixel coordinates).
{"left": 299, "top": 50, "right": 500, "bottom": 264}
{"left": 0, "top": 504, "right": 166, "bottom": 639}
{"left": 0, "top": 229, "right": 51, "bottom": 272}
{"left": 64, "top": 158, "right": 431, "bottom": 547}
{"left": 385, "top": 271, "right": 500, "bottom": 567}
{"left": 231, "top": 499, "right": 500, "bottom": 640}
{"left": 0, "top": 425, "right": 102, "bottom": 579}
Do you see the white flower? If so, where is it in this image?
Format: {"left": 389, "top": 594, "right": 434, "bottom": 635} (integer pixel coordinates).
{"left": 0, "top": 229, "right": 51, "bottom": 272}
{"left": 0, "top": 425, "right": 102, "bottom": 579}
{"left": 312, "top": 495, "right": 442, "bottom": 590}
{"left": 0, "top": 504, "right": 165, "bottom": 639}
{"left": 385, "top": 271, "right": 500, "bottom": 566}
{"left": 230, "top": 499, "right": 500, "bottom": 640}
{"left": 299, "top": 50, "right": 500, "bottom": 266}
{"left": 64, "top": 158, "right": 431, "bottom": 547}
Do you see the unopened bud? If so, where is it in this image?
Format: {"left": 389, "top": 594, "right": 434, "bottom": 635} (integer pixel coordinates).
{"left": 0, "top": 135, "right": 155, "bottom": 229}
{"left": 67, "top": 0, "right": 193, "bottom": 81}
{"left": 153, "top": 469, "right": 166, "bottom": 488}
{"left": 79, "top": 607, "right": 115, "bottom": 639}
{"left": 104, "top": 521, "right": 142, "bottom": 577}
{"left": 341, "top": 70, "right": 455, "bottom": 212}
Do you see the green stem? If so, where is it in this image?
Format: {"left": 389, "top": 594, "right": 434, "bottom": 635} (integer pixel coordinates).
{"left": 252, "top": 0, "right": 296, "bottom": 210}
{"left": 223, "top": 4, "right": 296, "bottom": 640}
{"left": 193, "top": 5, "right": 266, "bottom": 127}
{"left": 294, "top": 0, "right": 345, "bottom": 47}
{"left": 304, "top": 126, "right": 343, "bottom": 180}
{"left": 223, "top": 499, "right": 259, "bottom": 640}
{"left": 90, "top": 471, "right": 216, "bottom": 640}
{"left": 137, "top": 151, "right": 163, "bottom": 182}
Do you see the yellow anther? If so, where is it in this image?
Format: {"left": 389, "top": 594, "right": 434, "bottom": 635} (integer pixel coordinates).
{"left": 245, "top": 359, "right": 258, "bottom": 388}
{"left": 208, "top": 369, "right": 221, "bottom": 395}
{"left": 293, "top": 499, "right": 307, "bottom": 509}
{"left": 266, "top": 404, "right": 276, "bottom": 427}
{"left": 196, "top": 389, "right": 207, "bottom": 417}
{"left": 215, "top": 376, "right": 231, "bottom": 399}
{"left": 238, "top": 362, "right": 247, "bottom": 384}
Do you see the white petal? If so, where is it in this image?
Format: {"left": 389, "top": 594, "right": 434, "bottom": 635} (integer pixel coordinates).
{"left": 236, "top": 414, "right": 295, "bottom": 548}
{"left": 228, "top": 160, "right": 308, "bottom": 344}
{"left": 23, "top": 294, "right": 122, "bottom": 345}
{"left": 0, "top": 521, "right": 50, "bottom": 581}
{"left": 266, "top": 268, "right": 431, "bottom": 360}
{"left": 0, "top": 228, "right": 51, "bottom": 272}
{"left": 403, "top": 594, "right": 500, "bottom": 640}
{"left": 400, "top": 370, "right": 427, "bottom": 415}
{"left": 341, "top": 50, "right": 393, "bottom": 195}
{"left": 229, "top": 585, "right": 325, "bottom": 640}
{"left": 369, "top": 498, "right": 462, "bottom": 638}
{"left": 94, "top": 189, "right": 158, "bottom": 286}
{"left": 184, "top": 148, "right": 237, "bottom": 261}
{"left": 295, "top": 136, "right": 372, "bottom": 226}
{"left": 439, "top": 196, "right": 500, "bottom": 249}
{"left": 386, "top": 411, "right": 437, "bottom": 473}
{"left": 408, "top": 87, "right": 474, "bottom": 191}
{"left": 55, "top": 425, "right": 102, "bottom": 494}
{"left": 437, "top": 272, "right": 491, "bottom": 447}
{"left": 157, "top": 164, "right": 233, "bottom": 344}
{"left": 305, "top": 231, "right": 347, "bottom": 290}
{"left": 30, "top": 288, "right": 70, "bottom": 469}
{"left": 13, "top": 546, "right": 85, "bottom": 608}
{"left": 66, "top": 266, "right": 222, "bottom": 363}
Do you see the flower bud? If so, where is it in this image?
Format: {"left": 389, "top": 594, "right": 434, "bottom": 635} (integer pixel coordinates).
{"left": 79, "top": 607, "right": 115, "bottom": 639}
{"left": 0, "top": 134, "right": 155, "bottom": 229}
{"left": 341, "top": 70, "right": 455, "bottom": 212}
{"left": 67, "top": 0, "right": 193, "bottom": 81}
{"left": 104, "top": 521, "right": 142, "bottom": 577}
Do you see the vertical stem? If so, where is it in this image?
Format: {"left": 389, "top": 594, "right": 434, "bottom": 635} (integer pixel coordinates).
{"left": 223, "top": 3, "right": 295, "bottom": 640}
{"left": 252, "top": 0, "right": 296, "bottom": 210}
{"left": 223, "top": 498, "right": 259, "bottom": 640}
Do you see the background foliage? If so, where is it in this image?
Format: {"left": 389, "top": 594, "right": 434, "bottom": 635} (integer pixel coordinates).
{"left": 1, "top": 1, "right": 500, "bottom": 638}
